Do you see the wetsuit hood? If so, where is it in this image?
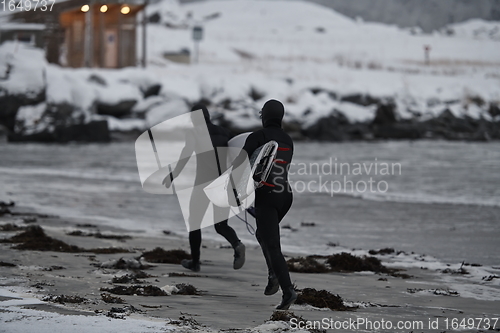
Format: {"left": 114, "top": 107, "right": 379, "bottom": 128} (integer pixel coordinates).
{"left": 191, "top": 104, "right": 211, "bottom": 123}
{"left": 261, "top": 99, "right": 284, "bottom": 128}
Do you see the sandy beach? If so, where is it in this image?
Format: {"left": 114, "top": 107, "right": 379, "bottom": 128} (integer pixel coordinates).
{"left": 1, "top": 200, "right": 500, "bottom": 333}
{"left": 1, "top": 141, "right": 499, "bottom": 332}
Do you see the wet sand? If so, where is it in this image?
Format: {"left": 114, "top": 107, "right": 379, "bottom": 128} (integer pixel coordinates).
{"left": 1, "top": 204, "right": 499, "bottom": 332}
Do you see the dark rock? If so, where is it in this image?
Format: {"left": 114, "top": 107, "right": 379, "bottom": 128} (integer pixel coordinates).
{"left": 373, "top": 102, "right": 397, "bottom": 125}
{"left": 0, "top": 89, "right": 46, "bottom": 131}
{"left": 343, "top": 123, "right": 373, "bottom": 140}
{"left": 0, "top": 223, "right": 25, "bottom": 231}
{"left": 302, "top": 115, "right": 345, "bottom": 141}
{"left": 341, "top": 94, "right": 380, "bottom": 106}
{"left": 54, "top": 121, "right": 110, "bottom": 142}
{"left": 148, "top": 12, "right": 161, "bottom": 23}
{"left": 97, "top": 100, "right": 137, "bottom": 118}
{"left": 369, "top": 248, "right": 395, "bottom": 255}
{"left": 468, "top": 95, "right": 485, "bottom": 107}
{"left": 142, "top": 84, "right": 162, "bottom": 98}
{"left": 193, "top": 97, "right": 212, "bottom": 107}
{"left": 303, "top": 109, "right": 373, "bottom": 141}
{"left": 373, "top": 122, "right": 423, "bottom": 139}
{"left": 489, "top": 103, "right": 500, "bottom": 118}
{"left": 309, "top": 87, "right": 337, "bottom": 99}
{"left": 88, "top": 74, "right": 107, "bottom": 86}
{"left": 249, "top": 86, "right": 265, "bottom": 101}
{"left": 8, "top": 120, "right": 110, "bottom": 143}
{"left": 0, "top": 207, "right": 12, "bottom": 216}
{"left": 418, "top": 109, "right": 494, "bottom": 140}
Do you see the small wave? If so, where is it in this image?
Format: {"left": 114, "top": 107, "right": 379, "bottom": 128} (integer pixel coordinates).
{"left": 359, "top": 191, "right": 500, "bottom": 208}
{"left": 304, "top": 189, "right": 500, "bottom": 208}
{"left": 0, "top": 167, "right": 140, "bottom": 184}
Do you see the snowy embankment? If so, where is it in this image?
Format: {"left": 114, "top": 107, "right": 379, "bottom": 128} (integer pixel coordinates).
{"left": 1, "top": 0, "right": 499, "bottom": 142}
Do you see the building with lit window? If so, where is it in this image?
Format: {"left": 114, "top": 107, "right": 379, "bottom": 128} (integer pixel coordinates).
{"left": 5, "top": 0, "right": 147, "bottom": 68}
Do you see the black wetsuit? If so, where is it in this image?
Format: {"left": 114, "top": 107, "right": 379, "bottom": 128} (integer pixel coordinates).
{"left": 176, "top": 107, "right": 240, "bottom": 265}
{"left": 241, "top": 110, "right": 294, "bottom": 292}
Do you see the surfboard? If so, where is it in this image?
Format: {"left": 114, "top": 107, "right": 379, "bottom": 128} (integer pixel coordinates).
{"left": 204, "top": 133, "right": 278, "bottom": 208}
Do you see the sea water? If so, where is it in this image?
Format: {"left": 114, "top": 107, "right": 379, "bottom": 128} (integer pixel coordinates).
{"left": 0, "top": 140, "right": 499, "bottom": 267}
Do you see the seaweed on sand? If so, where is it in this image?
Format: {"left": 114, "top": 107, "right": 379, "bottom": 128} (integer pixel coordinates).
{"left": 106, "top": 305, "right": 142, "bottom": 319}
{"left": 67, "top": 230, "right": 132, "bottom": 241}
{"left": 269, "top": 310, "right": 304, "bottom": 321}
{"left": 100, "top": 285, "right": 168, "bottom": 296}
{"left": 3, "top": 225, "right": 82, "bottom": 252}
{"left": 111, "top": 271, "right": 152, "bottom": 284}
{"left": 141, "top": 247, "right": 191, "bottom": 264}
{"left": 295, "top": 288, "right": 356, "bottom": 311}
{"left": 269, "top": 311, "right": 326, "bottom": 333}
{"left": 168, "top": 272, "right": 204, "bottom": 277}
{"left": 407, "top": 288, "right": 459, "bottom": 296}
{"left": 43, "top": 294, "right": 88, "bottom": 304}
{"left": 174, "top": 283, "right": 200, "bottom": 295}
{"left": 1, "top": 225, "right": 131, "bottom": 254}
{"left": 0, "top": 261, "right": 16, "bottom": 267}
{"left": 326, "top": 252, "right": 389, "bottom": 273}
{"left": 286, "top": 256, "right": 329, "bottom": 273}
{"left": 101, "top": 293, "right": 126, "bottom": 304}
{"left": 100, "top": 258, "right": 151, "bottom": 270}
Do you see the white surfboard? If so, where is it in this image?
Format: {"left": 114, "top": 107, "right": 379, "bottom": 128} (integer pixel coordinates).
{"left": 204, "top": 133, "right": 278, "bottom": 208}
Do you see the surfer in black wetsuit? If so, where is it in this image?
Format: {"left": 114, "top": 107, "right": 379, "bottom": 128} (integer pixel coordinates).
{"left": 163, "top": 104, "right": 245, "bottom": 272}
{"left": 235, "top": 99, "right": 296, "bottom": 310}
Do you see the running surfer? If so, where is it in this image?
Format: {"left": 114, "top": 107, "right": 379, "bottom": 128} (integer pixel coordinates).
{"left": 162, "top": 104, "right": 245, "bottom": 272}
{"left": 233, "top": 99, "right": 296, "bottom": 310}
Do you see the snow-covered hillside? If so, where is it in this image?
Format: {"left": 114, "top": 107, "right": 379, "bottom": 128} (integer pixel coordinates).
{"left": 308, "top": 0, "right": 500, "bottom": 33}
{"left": 137, "top": 0, "right": 500, "bottom": 134}
{"left": 1, "top": 0, "right": 500, "bottom": 141}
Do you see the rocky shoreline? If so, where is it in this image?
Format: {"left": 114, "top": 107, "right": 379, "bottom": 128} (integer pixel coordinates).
{"left": 2, "top": 85, "right": 499, "bottom": 143}
{"left": 1, "top": 43, "right": 499, "bottom": 143}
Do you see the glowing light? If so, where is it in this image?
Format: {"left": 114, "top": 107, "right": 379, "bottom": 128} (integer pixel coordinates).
{"left": 120, "top": 5, "right": 130, "bottom": 14}
{"left": 100, "top": 5, "right": 107, "bottom": 13}
{"left": 81, "top": 4, "right": 89, "bottom": 12}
